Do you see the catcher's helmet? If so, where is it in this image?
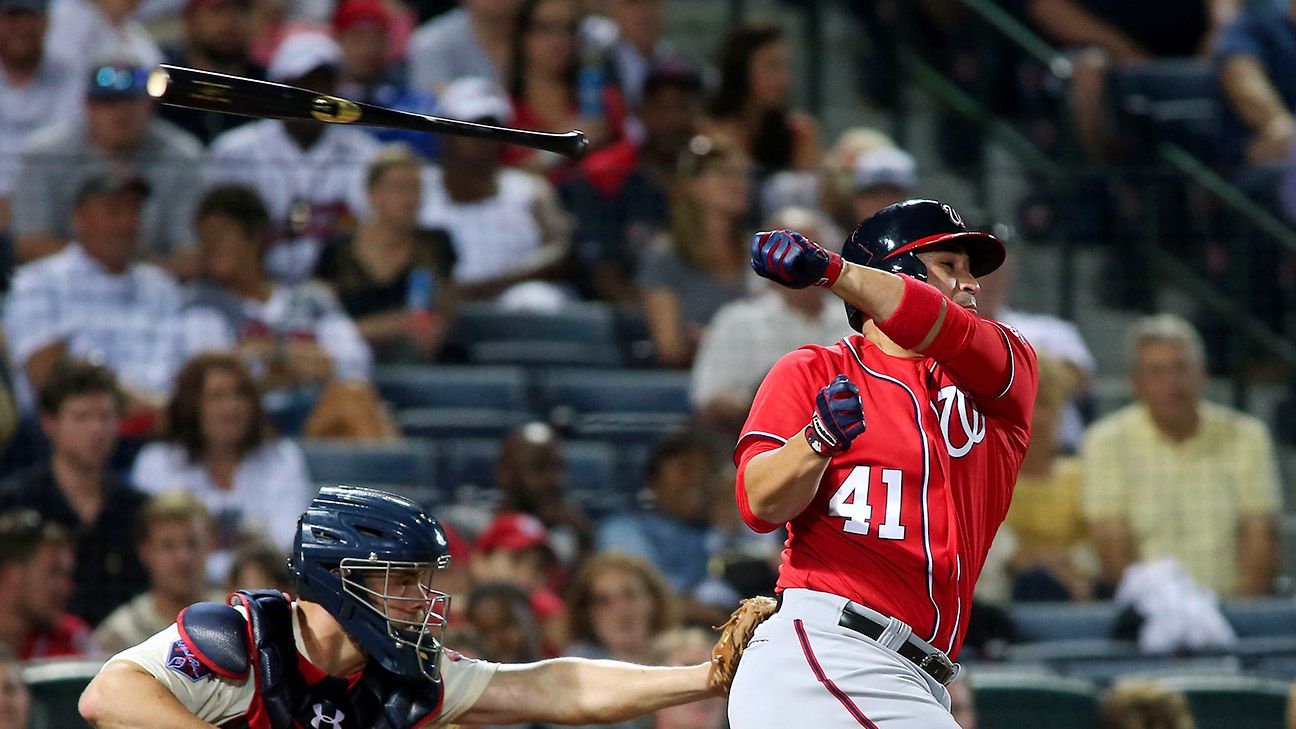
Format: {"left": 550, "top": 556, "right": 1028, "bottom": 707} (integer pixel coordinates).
{"left": 291, "top": 485, "right": 452, "bottom": 682}
{"left": 841, "top": 199, "right": 1005, "bottom": 331}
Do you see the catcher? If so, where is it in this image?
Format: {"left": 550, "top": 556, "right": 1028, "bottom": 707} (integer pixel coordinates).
{"left": 79, "top": 485, "right": 769, "bottom": 729}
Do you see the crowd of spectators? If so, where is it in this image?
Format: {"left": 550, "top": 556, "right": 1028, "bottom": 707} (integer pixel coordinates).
{"left": 0, "top": 0, "right": 1291, "bottom": 727}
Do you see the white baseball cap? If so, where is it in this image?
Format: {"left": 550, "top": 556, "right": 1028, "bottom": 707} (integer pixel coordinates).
{"left": 436, "top": 77, "right": 512, "bottom": 124}
{"left": 852, "top": 146, "right": 918, "bottom": 192}
{"left": 267, "top": 31, "right": 342, "bottom": 83}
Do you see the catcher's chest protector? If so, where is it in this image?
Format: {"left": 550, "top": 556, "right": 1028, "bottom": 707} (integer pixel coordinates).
{"left": 178, "top": 589, "right": 443, "bottom": 729}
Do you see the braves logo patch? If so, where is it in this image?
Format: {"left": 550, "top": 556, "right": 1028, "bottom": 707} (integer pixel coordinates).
{"left": 167, "top": 639, "right": 213, "bottom": 681}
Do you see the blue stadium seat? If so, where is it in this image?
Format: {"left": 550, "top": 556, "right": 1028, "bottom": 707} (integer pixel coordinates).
{"left": 1010, "top": 601, "right": 1121, "bottom": 642}
{"left": 1108, "top": 58, "right": 1222, "bottom": 163}
{"left": 372, "top": 365, "right": 529, "bottom": 411}
{"left": 396, "top": 407, "right": 534, "bottom": 440}
{"left": 298, "top": 439, "right": 440, "bottom": 500}
{"left": 440, "top": 438, "right": 501, "bottom": 491}
{"left": 1254, "top": 654, "right": 1296, "bottom": 680}
{"left": 564, "top": 440, "right": 635, "bottom": 514}
{"left": 438, "top": 438, "right": 633, "bottom": 515}
{"left": 451, "top": 302, "right": 618, "bottom": 346}
{"left": 969, "top": 671, "right": 1099, "bottom": 729}
{"left": 1003, "top": 639, "right": 1139, "bottom": 665}
{"left": 1223, "top": 597, "right": 1296, "bottom": 638}
{"left": 1062, "top": 655, "right": 1242, "bottom": 686}
{"left": 23, "top": 658, "right": 103, "bottom": 729}
{"left": 570, "top": 412, "right": 690, "bottom": 444}
{"left": 539, "top": 369, "right": 691, "bottom": 414}
{"left": 1153, "top": 674, "right": 1289, "bottom": 729}
{"left": 470, "top": 340, "right": 622, "bottom": 368}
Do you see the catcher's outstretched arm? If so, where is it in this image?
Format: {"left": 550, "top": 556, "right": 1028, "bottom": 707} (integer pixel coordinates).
{"left": 80, "top": 661, "right": 216, "bottom": 729}
{"left": 457, "top": 658, "right": 719, "bottom": 726}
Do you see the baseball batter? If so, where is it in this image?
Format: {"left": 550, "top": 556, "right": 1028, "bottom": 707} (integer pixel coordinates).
{"left": 729, "top": 200, "right": 1038, "bottom": 728}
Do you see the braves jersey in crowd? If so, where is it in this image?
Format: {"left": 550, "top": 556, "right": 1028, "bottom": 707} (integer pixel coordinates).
{"left": 734, "top": 301, "right": 1036, "bottom": 658}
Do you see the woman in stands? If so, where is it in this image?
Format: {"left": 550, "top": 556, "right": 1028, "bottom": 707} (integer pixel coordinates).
{"left": 316, "top": 144, "right": 458, "bottom": 364}
{"left": 504, "top": 0, "right": 626, "bottom": 175}
{"left": 130, "top": 353, "right": 312, "bottom": 583}
{"left": 637, "top": 133, "right": 753, "bottom": 367}
{"left": 707, "top": 22, "right": 821, "bottom": 175}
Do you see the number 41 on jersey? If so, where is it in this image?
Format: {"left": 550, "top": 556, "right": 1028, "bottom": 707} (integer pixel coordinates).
{"left": 827, "top": 465, "right": 906, "bottom": 540}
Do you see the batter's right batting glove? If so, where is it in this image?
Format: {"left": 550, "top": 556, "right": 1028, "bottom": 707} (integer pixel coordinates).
{"left": 804, "top": 374, "right": 866, "bottom": 456}
{"left": 750, "top": 229, "right": 844, "bottom": 289}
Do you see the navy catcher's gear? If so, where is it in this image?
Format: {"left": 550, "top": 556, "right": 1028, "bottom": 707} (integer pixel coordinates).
{"left": 178, "top": 589, "right": 443, "bottom": 729}
{"left": 291, "top": 486, "right": 452, "bottom": 683}
{"left": 750, "top": 229, "right": 844, "bottom": 289}
{"left": 804, "top": 375, "right": 867, "bottom": 455}
{"left": 840, "top": 199, "right": 1005, "bottom": 331}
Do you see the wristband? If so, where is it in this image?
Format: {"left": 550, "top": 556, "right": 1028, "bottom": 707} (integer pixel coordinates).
{"left": 816, "top": 250, "right": 844, "bottom": 288}
{"left": 876, "top": 276, "right": 946, "bottom": 350}
{"left": 802, "top": 413, "right": 840, "bottom": 456}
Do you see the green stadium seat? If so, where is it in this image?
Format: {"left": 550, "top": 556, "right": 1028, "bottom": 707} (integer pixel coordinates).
{"left": 970, "top": 671, "right": 1100, "bottom": 729}
{"left": 1152, "top": 674, "right": 1290, "bottom": 729}
{"left": 23, "top": 658, "right": 104, "bottom": 729}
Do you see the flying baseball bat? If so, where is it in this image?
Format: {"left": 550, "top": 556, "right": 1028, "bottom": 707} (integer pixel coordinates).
{"left": 146, "top": 64, "right": 590, "bottom": 159}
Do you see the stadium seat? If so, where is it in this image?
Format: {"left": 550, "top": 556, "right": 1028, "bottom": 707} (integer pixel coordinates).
{"left": 564, "top": 440, "right": 635, "bottom": 514}
{"left": 1152, "top": 674, "right": 1290, "bottom": 729}
{"left": 23, "top": 658, "right": 104, "bottom": 729}
{"left": 969, "top": 671, "right": 1100, "bottom": 729}
{"left": 539, "top": 369, "right": 691, "bottom": 414}
{"left": 1010, "top": 601, "right": 1121, "bottom": 642}
{"left": 451, "top": 301, "right": 618, "bottom": 347}
{"left": 1062, "top": 655, "right": 1242, "bottom": 686}
{"left": 299, "top": 439, "right": 440, "bottom": 500}
{"left": 469, "top": 340, "right": 622, "bottom": 368}
{"left": 1003, "top": 639, "right": 1139, "bottom": 665}
{"left": 1254, "top": 653, "right": 1296, "bottom": 680}
{"left": 396, "top": 407, "right": 534, "bottom": 440}
{"left": 1107, "top": 58, "right": 1222, "bottom": 163}
{"left": 372, "top": 365, "right": 529, "bottom": 411}
{"left": 1223, "top": 597, "right": 1296, "bottom": 638}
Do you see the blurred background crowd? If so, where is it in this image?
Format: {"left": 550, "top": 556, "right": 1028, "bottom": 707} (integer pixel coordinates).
{"left": 0, "top": 0, "right": 1294, "bottom": 727}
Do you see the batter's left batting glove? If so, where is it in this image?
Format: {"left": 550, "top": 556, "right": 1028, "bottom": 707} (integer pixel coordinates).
{"left": 804, "top": 374, "right": 867, "bottom": 456}
{"left": 750, "top": 229, "right": 844, "bottom": 289}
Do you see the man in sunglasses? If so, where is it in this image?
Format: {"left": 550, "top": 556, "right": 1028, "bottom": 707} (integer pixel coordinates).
{"left": 12, "top": 57, "right": 204, "bottom": 272}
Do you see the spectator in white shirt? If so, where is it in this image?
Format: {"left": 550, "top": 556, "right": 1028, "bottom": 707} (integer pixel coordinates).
{"left": 3, "top": 168, "right": 190, "bottom": 416}
{"left": 12, "top": 58, "right": 205, "bottom": 269}
{"left": 44, "top": 0, "right": 162, "bottom": 75}
{"left": 206, "top": 31, "right": 379, "bottom": 282}
{"left": 408, "top": 0, "right": 518, "bottom": 94}
{"left": 689, "top": 206, "right": 855, "bottom": 431}
{"left": 419, "top": 77, "right": 573, "bottom": 308}
{"left": 0, "top": 0, "right": 82, "bottom": 230}
{"left": 130, "top": 353, "right": 312, "bottom": 583}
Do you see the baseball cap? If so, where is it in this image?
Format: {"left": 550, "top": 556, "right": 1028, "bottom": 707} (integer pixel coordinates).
{"left": 86, "top": 62, "right": 151, "bottom": 100}
{"left": 852, "top": 146, "right": 918, "bottom": 193}
{"left": 475, "top": 512, "right": 549, "bottom": 553}
{"left": 333, "top": 0, "right": 391, "bottom": 34}
{"left": 437, "top": 77, "right": 512, "bottom": 124}
{"left": 266, "top": 31, "right": 342, "bottom": 83}
{"left": 73, "top": 165, "right": 150, "bottom": 206}
{"left": 642, "top": 60, "right": 703, "bottom": 97}
{"left": 0, "top": 0, "right": 49, "bottom": 12}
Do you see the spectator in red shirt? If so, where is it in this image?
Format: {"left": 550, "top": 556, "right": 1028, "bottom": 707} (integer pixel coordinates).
{"left": 0, "top": 510, "right": 97, "bottom": 660}
{"left": 504, "top": 0, "right": 625, "bottom": 176}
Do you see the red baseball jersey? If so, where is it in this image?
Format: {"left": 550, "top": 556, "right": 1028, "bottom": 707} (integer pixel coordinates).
{"left": 734, "top": 307, "right": 1036, "bottom": 658}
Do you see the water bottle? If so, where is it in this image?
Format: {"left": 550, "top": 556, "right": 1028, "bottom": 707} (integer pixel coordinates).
{"left": 577, "top": 47, "right": 606, "bottom": 118}
{"left": 406, "top": 266, "right": 436, "bottom": 311}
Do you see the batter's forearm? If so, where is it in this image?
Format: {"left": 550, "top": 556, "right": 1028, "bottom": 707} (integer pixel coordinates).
{"left": 826, "top": 262, "right": 908, "bottom": 324}
{"left": 80, "top": 662, "right": 216, "bottom": 729}
{"left": 740, "top": 438, "right": 830, "bottom": 525}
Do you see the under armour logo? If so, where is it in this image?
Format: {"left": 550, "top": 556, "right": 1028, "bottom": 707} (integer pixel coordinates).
{"left": 941, "top": 203, "right": 964, "bottom": 228}
{"left": 311, "top": 703, "right": 346, "bottom": 729}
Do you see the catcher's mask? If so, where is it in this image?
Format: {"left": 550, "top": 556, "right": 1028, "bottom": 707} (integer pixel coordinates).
{"left": 291, "top": 485, "right": 452, "bottom": 682}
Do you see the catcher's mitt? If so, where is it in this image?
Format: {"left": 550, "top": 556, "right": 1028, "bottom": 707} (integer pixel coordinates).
{"left": 709, "top": 595, "right": 778, "bottom": 694}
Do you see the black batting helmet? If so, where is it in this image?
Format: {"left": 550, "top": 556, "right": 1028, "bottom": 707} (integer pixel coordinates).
{"left": 841, "top": 199, "right": 1005, "bottom": 331}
